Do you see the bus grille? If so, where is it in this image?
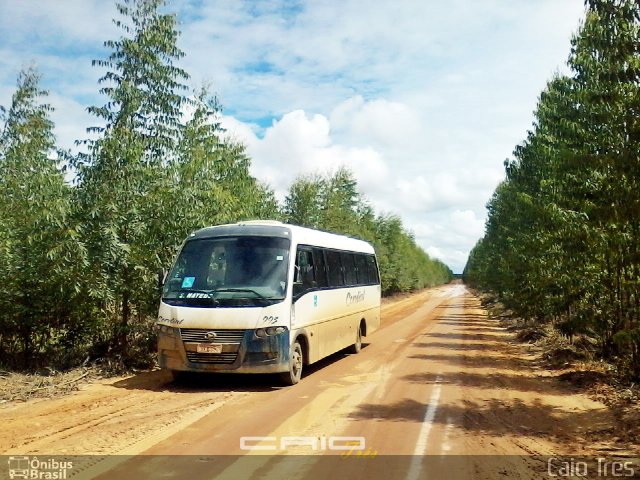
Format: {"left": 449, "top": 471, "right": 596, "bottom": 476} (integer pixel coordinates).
{"left": 186, "top": 352, "right": 238, "bottom": 364}
{"left": 180, "top": 328, "right": 245, "bottom": 344}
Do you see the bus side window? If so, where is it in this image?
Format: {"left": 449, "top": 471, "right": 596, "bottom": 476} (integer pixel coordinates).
{"left": 312, "top": 248, "right": 328, "bottom": 288}
{"left": 354, "top": 254, "right": 368, "bottom": 285}
{"left": 294, "top": 248, "right": 316, "bottom": 296}
{"left": 341, "top": 252, "right": 357, "bottom": 286}
{"left": 325, "top": 250, "right": 344, "bottom": 287}
{"left": 367, "top": 255, "right": 380, "bottom": 284}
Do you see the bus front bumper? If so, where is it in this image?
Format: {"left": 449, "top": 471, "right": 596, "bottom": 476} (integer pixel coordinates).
{"left": 157, "top": 327, "right": 290, "bottom": 374}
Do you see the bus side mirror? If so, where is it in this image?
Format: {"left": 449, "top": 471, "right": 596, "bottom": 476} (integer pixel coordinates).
{"left": 158, "top": 268, "right": 168, "bottom": 289}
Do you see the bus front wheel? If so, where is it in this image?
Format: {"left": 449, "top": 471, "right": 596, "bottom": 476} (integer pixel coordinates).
{"left": 281, "top": 340, "right": 303, "bottom": 386}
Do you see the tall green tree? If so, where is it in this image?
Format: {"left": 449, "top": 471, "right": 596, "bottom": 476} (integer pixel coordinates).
{"left": 465, "top": 0, "right": 640, "bottom": 377}
{"left": 0, "top": 68, "right": 85, "bottom": 366}
{"left": 163, "top": 85, "right": 279, "bottom": 255}
{"left": 570, "top": 0, "right": 640, "bottom": 364}
{"left": 283, "top": 173, "right": 325, "bottom": 228}
{"left": 319, "top": 167, "right": 361, "bottom": 234}
{"left": 74, "top": 0, "right": 190, "bottom": 353}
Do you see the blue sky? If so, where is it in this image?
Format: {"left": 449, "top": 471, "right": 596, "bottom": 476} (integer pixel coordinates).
{"left": 0, "top": 0, "right": 587, "bottom": 273}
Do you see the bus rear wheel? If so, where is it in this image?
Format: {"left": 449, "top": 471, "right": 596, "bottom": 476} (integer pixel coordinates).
{"left": 348, "top": 324, "right": 363, "bottom": 354}
{"left": 280, "top": 340, "right": 303, "bottom": 386}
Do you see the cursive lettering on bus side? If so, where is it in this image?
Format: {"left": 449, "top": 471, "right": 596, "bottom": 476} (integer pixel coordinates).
{"left": 158, "top": 316, "right": 184, "bottom": 325}
{"left": 346, "top": 290, "right": 365, "bottom": 305}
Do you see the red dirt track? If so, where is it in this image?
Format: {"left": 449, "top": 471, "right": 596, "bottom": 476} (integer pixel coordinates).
{"left": 1, "top": 284, "right": 629, "bottom": 479}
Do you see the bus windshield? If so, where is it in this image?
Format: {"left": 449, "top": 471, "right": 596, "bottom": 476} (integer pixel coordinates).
{"left": 162, "top": 236, "right": 290, "bottom": 307}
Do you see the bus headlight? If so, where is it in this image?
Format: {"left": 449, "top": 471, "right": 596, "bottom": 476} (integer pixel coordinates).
{"left": 255, "top": 326, "right": 287, "bottom": 338}
{"left": 266, "top": 326, "right": 286, "bottom": 335}
{"left": 255, "top": 328, "right": 268, "bottom": 338}
{"left": 157, "top": 324, "right": 178, "bottom": 336}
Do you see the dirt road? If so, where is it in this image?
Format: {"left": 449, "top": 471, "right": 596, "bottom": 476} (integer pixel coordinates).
{"left": 0, "top": 284, "right": 632, "bottom": 479}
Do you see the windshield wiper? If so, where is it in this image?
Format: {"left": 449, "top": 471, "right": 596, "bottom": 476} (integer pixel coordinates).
{"left": 211, "top": 288, "right": 266, "bottom": 299}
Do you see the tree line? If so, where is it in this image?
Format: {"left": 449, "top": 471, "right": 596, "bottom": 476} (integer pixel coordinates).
{"left": 283, "top": 169, "right": 452, "bottom": 295}
{"left": 0, "top": 0, "right": 451, "bottom": 369}
{"left": 464, "top": 0, "right": 640, "bottom": 379}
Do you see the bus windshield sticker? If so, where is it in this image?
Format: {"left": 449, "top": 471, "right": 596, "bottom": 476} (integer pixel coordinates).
{"left": 181, "top": 276, "right": 195, "bottom": 288}
{"left": 276, "top": 255, "right": 284, "bottom": 261}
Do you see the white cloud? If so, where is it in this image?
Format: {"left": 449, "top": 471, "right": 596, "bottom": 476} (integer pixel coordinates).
{"left": 48, "top": 93, "right": 98, "bottom": 152}
{"left": 330, "top": 96, "right": 423, "bottom": 151}
{"left": 222, "top": 108, "right": 390, "bottom": 200}
{"left": 416, "top": 209, "right": 486, "bottom": 270}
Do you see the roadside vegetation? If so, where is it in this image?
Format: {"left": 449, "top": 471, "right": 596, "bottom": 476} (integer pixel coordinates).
{"left": 464, "top": 0, "right": 640, "bottom": 380}
{"left": 0, "top": 0, "right": 451, "bottom": 371}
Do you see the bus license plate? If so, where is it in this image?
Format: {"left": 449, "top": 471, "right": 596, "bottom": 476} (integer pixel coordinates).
{"left": 196, "top": 344, "right": 222, "bottom": 354}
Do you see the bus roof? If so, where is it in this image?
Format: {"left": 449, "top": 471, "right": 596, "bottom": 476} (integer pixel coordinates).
{"left": 189, "top": 221, "right": 375, "bottom": 255}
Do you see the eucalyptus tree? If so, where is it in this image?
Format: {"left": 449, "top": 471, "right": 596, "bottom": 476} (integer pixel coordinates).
{"left": 568, "top": 0, "right": 640, "bottom": 365}
{"left": 283, "top": 173, "right": 325, "bottom": 228}
{"left": 371, "top": 214, "right": 451, "bottom": 294}
{"left": 283, "top": 167, "right": 362, "bottom": 235}
{"left": 319, "top": 167, "right": 362, "bottom": 235}
{"left": 75, "top": 0, "right": 190, "bottom": 352}
{"left": 490, "top": 76, "right": 587, "bottom": 324}
{"left": 465, "top": 0, "right": 640, "bottom": 377}
{"left": 0, "top": 68, "right": 85, "bottom": 366}
{"left": 170, "top": 85, "right": 279, "bottom": 246}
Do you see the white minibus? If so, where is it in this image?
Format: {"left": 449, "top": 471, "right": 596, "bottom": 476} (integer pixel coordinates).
{"left": 157, "top": 221, "right": 381, "bottom": 385}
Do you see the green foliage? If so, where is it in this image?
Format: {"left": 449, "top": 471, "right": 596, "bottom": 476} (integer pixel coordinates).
{"left": 73, "top": 0, "right": 279, "bottom": 359}
{"left": 72, "top": 0, "right": 191, "bottom": 356}
{"left": 283, "top": 168, "right": 453, "bottom": 295}
{"left": 0, "top": 68, "right": 86, "bottom": 368}
{"left": 283, "top": 173, "right": 325, "bottom": 228}
{"left": 174, "top": 86, "right": 279, "bottom": 231}
{"left": 465, "top": 0, "right": 640, "bottom": 378}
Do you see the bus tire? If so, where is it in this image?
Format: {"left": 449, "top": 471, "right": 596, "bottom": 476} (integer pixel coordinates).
{"left": 348, "top": 324, "right": 363, "bottom": 354}
{"left": 280, "top": 340, "right": 303, "bottom": 386}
